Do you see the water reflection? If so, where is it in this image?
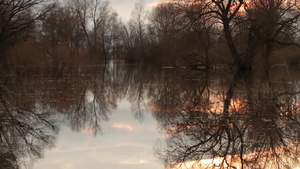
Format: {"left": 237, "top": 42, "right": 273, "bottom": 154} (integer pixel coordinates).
{"left": 0, "top": 77, "right": 58, "bottom": 169}
{"left": 0, "top": 64, "right": 300, "bottom": 169}
{"left": 154, "top": 70, "right": 300, "bottom": 169}
{"left": 0, "top": 64, "right": 161, "bottom": 168}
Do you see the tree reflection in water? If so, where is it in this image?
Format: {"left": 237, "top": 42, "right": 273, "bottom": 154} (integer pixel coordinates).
{"left": 1, "top": 64, "right": 300, "bottom": 169}
{"left": 0, "top": 65, "right": 118, "bottom": 168}
{"left": 0, "top": 63, "right": 166, "bottom": 168}
{"left": 154, "top": 70, "right": 300, "bottom": 169}
{"left": 0, "top": 78, "right": 58, "bottom": 169}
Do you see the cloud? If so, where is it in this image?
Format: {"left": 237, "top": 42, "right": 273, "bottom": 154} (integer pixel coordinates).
{"left": 82, "top": 127, "right": 96, "bottom": 134}
{"left": 113, "top": 123, "right": 135, "bottom": 131}
{"left": 120, "top": 159, "right": 150, "bottom": 165}
{"left": 147, "top": 0, "right": 203, "bottom": 7}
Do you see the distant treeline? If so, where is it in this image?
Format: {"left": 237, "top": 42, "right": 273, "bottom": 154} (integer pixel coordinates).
{"left": 0, "top": 0, "right": 300, "bottom": 72}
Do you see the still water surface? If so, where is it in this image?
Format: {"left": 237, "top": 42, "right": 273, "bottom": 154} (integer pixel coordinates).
{"left": 1, "top": 63, "right": 300, "bottom": 169}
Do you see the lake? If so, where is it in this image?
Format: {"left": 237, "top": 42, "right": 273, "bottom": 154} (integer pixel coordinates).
{"left": 1, "top": 62, "right": 300, "bottom": 169}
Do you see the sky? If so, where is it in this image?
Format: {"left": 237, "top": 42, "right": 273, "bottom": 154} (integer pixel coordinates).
{"left": 57, "top": 0, "right": 164, "bottom": 22}
{"left": 109, "top": 0, "right": 163, "bottom": 22}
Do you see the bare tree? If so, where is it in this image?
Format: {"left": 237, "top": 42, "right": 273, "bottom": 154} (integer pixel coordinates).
{"left": 179, "top": 0, "right": 249, "bottom": 69}
{"left": 41, "top": 6, "right": 81, "bottom": 48}
{"left": 89, "top": 0, "right": 120, "bottom": 63}
{"left": 129, "top": 1, "right": 148, "bottom": 48}
{"left": 178, "top": 1, "right": 216, "bottom": 66}
{"left": 68, "top": 0, "right": 91, "bottom": 46}
{"left": 149, "top": 2, "right": 182, "bottom": 43}
{"left": 245, "top": 0, "right": 300, "bottom": 67}
{"left": 0, "top": 0, "right": 54, "bottom": 53}
{"left": 178, "top": 0, "right": 300, "bottom": 69}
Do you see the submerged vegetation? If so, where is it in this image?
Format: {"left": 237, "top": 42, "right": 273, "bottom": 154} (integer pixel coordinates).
{"left": 0, "top": 0, "right": 299, "bottom": 73}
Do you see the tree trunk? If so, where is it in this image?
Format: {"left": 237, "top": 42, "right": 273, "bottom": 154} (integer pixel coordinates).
{"left": 223, "top": 22, "right": 252, "bottom": 69}
{"left": 263, "top": 42, "right": 272, "bottom": 68}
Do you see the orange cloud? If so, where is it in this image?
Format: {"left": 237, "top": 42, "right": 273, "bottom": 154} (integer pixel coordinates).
{"left": 148, "top": 0, "right": 201, "bottom": 7}
{"left": 120, "top": 159, "right": 149, "bottom": 164}
{"left": 113, "top": 123, "right": 135, "bottom": 131}
{"left": 82, "top": 127, "right": 95, "bottom": 134}
{"left": 170, "top": 143, "right": 300, "bottom": 169}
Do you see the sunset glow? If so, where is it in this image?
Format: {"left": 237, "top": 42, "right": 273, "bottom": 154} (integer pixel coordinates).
{"left": 170, "top": 157, "right": 237, "bottom": 169}
{"left": 148, "top": 0, "right": 202, "bottom": 7}
{"left": 120, "top": 159, "right": 149, "bottom": 164}
{"left": 143, "top": 105, "right": 182, "bottom": 113}
{"left": 170, "top": 144, "right": 300, "bottom": 169}
{"left": 82, "top": 127, "right": 95, "bottom": 133}
{"left": 113, "top": 123, "right": 135, "bottom": 131}
{"left": 144, "top": 97, "right": 247, "bottom": 115}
